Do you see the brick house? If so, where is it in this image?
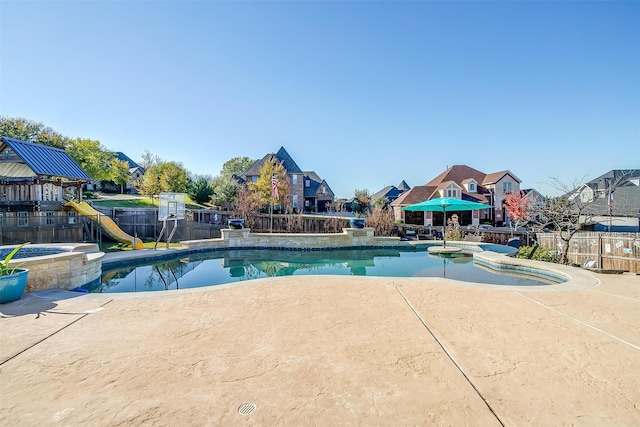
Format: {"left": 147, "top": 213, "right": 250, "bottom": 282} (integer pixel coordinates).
{"left": 239, "top": 147, "right": 335, "bottom": 213}
{"left": 391, "top": 165, "right": 523, "bottom": 227}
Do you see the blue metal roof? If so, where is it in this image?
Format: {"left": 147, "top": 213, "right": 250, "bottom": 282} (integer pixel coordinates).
{"left": 1, "top": 137, "right": 91, "bottom": 180}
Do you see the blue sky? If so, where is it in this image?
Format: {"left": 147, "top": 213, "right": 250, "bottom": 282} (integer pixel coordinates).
{"left": 1, "top": 1, "right": 638, "bottom": 198}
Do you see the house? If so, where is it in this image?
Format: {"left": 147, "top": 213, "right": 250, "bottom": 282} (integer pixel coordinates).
{"left": 391, "top": 165, "right": 524, "bottom": 227}
{"left": 569, "top": 169, "right": 640, "bottom": 232}
{"left": 88, "top": 152, "right": 145, "bottom": 193}
{"left": 239, "top": 147, "right": 335, "bottom": 212}
{"left": 0, "top": 136, "right": 91, "bottom": 243}
{"left": 372, "top": 180, "right": 411, "bottom": 205}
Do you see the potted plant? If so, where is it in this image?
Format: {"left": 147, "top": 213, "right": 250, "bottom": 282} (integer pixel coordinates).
{"left": 0, "top": 242, "right": 30, "bottom": 304}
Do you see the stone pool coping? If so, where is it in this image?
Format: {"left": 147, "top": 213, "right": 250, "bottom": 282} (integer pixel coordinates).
{"left": 98, "top": 241, "right": 598, "bottom": 295}
{"left": 4, "top": 243, "right": 104, "bottom": 292}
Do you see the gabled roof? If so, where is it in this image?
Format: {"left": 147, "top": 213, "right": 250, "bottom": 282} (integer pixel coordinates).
{"left": 275, "top": 147, "right": 302, "bottom": 173}
{"left": 582, "top": 186, "right": 640, "bottom": 217}
{"left": 436, "top": 180, "right": 462, "bottom": 191}
{"left": 303, "top": 171, "right": 322, "bottom": 182}
{"left": 585, "top": 169, "right": 640, "bottom": 191}
{"left": 0, "top": 137, "right": 91, "bottom": 180}
{"left": 115, "top": 152, "right": 139, "bottom": 169}
{"left": 395, "top": 164, "right": 524, "bottom": 207}
{"left": 425, "top": 165, "right": 486, "bottom": 187}
{"left": 302, "top": 172, "right": 334, "bottom": 198}
{"left": 372, "top": 185, "right": 398, "bottom": 200}
{"left": 397, "top": 180, "right": 410, "bottom": 191}
{"left": 242, "top": 146, "right": 303, "bottom": 177}
{"left": 483, "top": 170, "right": 521, "bottom": 185}
{"left": 391, "top": 185, "right": 438, "bottom": 206}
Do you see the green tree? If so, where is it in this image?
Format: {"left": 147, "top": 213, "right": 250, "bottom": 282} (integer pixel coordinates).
{"left": 211, "top": 177, "right": 240, "bottom": 209}
{"left": 137, "top": 166, "right": 163, "bottom": 201}
{"left": 0, "top": 116, "right": 67, "bottom": 148}
{"left": 248, "top": 157, "right": 288, "bottom": 208}
{"left": 210, "top": 156, "right": 255, "bottom": 210}
{"left": 188, "top": 177, "right": 214, "bottom": 204}
{"left": 110, "top": 158, "right": 131, "bottom": 194}
{"left": 372, "top": 196, "right": 389, "bottom": 209}
{"left": 66, "top": 138, "right": 115, "bottom": 181}
{"left": 158, "top": 161, "right": 189, "bottom": 193}
{"left": 352, "top": 189, "right": 372, "bottom": 216}
{"left": 220, "top": 156, "right": 254, "bottom": 179}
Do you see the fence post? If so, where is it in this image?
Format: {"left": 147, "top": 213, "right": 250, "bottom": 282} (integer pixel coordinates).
{"left": 597, "top": 233, "right": 602, "bottom": 269}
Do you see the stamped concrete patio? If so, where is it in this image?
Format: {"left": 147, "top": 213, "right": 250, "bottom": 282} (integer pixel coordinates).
{"left": 1, "top": 269, "right": 639, "bottom": 425}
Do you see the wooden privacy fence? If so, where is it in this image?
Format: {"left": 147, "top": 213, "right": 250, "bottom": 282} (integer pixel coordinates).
{"left": 536, "top": 232, "right": 640, "bottom": 273}
{"left": 89, "top": 208, "right": 353, "bottom": 240}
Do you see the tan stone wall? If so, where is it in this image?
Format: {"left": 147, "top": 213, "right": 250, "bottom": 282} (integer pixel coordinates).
{"left": 8, "top": 244, "right": 104, "bottom": 292}
{"left": 182, "top": 228, "right": 401, "bottom": 251}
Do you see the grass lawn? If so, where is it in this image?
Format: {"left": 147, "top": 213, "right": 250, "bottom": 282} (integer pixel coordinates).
{"left": 90, "top": 195, "right": 206, "bottom": 210}
{"left": 99, "top": 241, "right": 182, "bottom": 252}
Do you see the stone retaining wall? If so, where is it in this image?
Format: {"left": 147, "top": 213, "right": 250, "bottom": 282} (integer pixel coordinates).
{"left": 181, "top": 228, "right": 402, "bottom": 251}
{"left": 7, "top": 244, "right": 104, "bottom": 292}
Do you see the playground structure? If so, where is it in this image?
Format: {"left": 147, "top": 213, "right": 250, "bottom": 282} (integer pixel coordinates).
{"left": 65, "top": 201, "right": 144, "bottom": 249}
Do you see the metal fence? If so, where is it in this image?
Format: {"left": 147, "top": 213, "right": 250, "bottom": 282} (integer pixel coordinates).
{"left": 536, "top": 232, "right": 640, "bottom": 273}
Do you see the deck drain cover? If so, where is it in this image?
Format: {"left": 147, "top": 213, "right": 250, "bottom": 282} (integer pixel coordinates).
{"left": 238, "top": 402, "right": 257, "bottom": 416}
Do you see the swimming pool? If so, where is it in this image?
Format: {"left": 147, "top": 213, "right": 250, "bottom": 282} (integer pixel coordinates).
{"left": 88, "top": 247, "right": 559, "bottom": 293}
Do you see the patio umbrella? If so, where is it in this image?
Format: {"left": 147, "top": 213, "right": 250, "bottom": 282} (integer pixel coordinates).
{"left": 403, "top": 197, "right": 489, "bottom": 247}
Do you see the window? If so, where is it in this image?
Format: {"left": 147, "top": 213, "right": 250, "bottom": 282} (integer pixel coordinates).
{"left": 322, "top": 186, "right": 326, "bottom": 194}
{"left": 446, "top": 189, "right": 457, "bottom": 198}
{"left": 45, "top": 211, "right": 55, "bottom": 226}
{"left": 292, "top": 195, "right": 298, "bottom": 208}
{"left": 469, "top": 183, "right": 476, "bottom": 192}
{"left": 305, "top": 180, "right": 310, "bottom": 188}
{"left": 503, "top": 182, "right": 512, "bottom": 193}
{"left": 252, "top": 176, "right": 258, "bottom": 183}
{"left": 292, "top": 174, "right": 297, "bottom": 185}
{"left": 68, "top": 211, "right": 77, "bottom": 224}
{"left": 305, "top": 200, "right": 310, "bottom": 207}
{"left": 18, "top": 211, "right": 28, "bottom": 227}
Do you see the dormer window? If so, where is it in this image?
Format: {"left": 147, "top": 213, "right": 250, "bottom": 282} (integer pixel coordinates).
{"left": 305, "top": 180, "right": 310, "bottom": 188}
{"left": 469, "top": 183, "right": 476, "bottom": 192}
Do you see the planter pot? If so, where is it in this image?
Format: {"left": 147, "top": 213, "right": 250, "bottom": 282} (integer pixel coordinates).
{"left": 349, "top": 218, "right": 366, "bottom": 229}
{"left": 228, "top": 219, "right": 245, "bottom": 229}
{"left": 0, "top": 268, "right": 29, "bottom": 304}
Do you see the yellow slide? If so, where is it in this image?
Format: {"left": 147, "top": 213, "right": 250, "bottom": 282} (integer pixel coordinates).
{"left": 65, "top": 201, "right": 144, "bottom": 249}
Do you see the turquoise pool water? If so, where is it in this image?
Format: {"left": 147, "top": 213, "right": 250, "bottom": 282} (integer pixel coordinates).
{"left": 89, "top": 248, "right": 557, "bottom": 293}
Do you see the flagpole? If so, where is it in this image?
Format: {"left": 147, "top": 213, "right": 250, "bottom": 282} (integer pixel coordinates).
{"left": 608, "top": 185, "right": 612, "bottom": 233}
{"left": 270, "top": 174, "right": 278, "bottom": 233}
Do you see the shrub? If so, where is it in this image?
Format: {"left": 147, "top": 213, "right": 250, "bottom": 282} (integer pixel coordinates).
{"left": 516, "top": 245, "right": 560, "bottom": 263}
{"left": 444, "top": 221, "right": 464, "bottom": 241}
{"left": 365, "top": 206, "right": 396, "bottom": 236}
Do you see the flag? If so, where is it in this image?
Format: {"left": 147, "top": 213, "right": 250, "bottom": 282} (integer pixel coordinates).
{"left": 271, "top": 176, "right": 279, "bottom": 200}
{"left": 608, "top": 189, "right": 614, "bottom": 215}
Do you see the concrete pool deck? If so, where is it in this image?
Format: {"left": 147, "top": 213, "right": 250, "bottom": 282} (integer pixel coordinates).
{"left": 1, "top": 266, "right": 639, "bottom": 425}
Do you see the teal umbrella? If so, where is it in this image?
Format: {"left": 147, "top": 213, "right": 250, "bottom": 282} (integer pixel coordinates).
{"left": 403, "top": 197, "right": 489, "bottom": 247}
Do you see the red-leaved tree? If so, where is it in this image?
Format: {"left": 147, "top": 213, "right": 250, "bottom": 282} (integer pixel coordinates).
{"left": 504, "top": 191, "right": 531, "bottom": 236}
